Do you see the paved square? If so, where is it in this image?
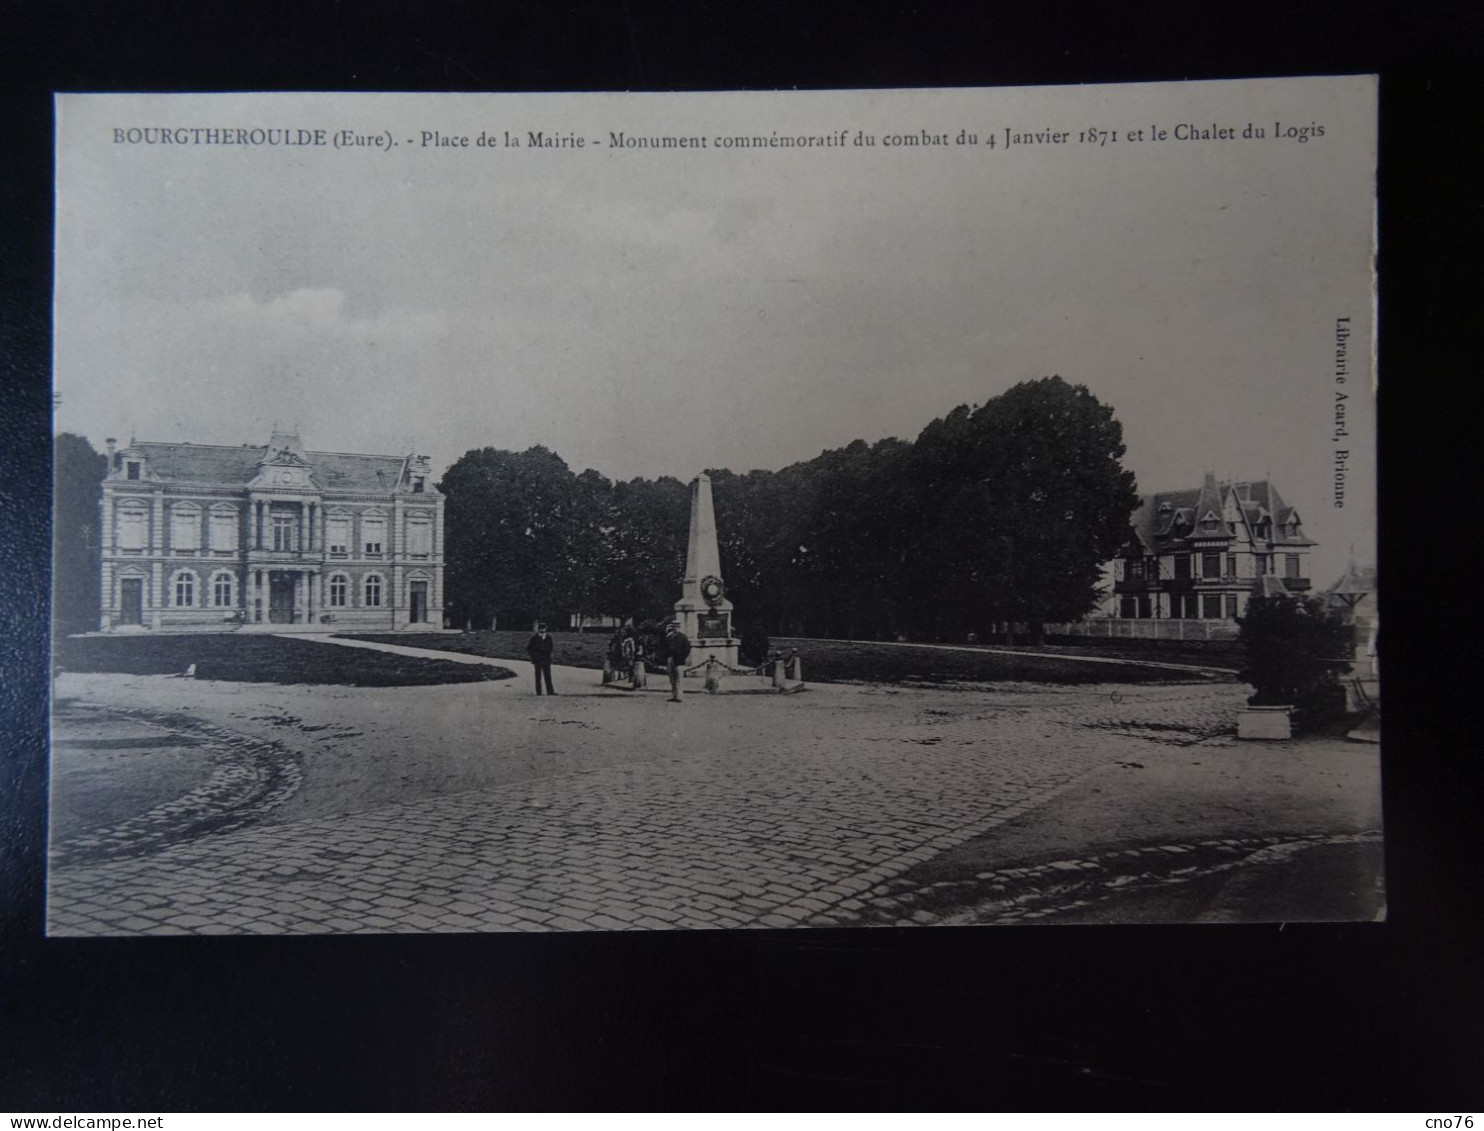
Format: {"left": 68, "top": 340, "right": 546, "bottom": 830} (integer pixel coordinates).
{"left": 50, "top": 665, "right": 1255, "bottom": 934}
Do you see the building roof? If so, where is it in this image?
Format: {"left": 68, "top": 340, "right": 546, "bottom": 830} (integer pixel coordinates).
{"left": 126, "top": 434, "right": 412, "bottom": 493}
{"left": 1125, "top": 475, "right": 1314, "bottom": 554}
{"left": 1325, "top": 559, "right": 1377, "bottom": 599}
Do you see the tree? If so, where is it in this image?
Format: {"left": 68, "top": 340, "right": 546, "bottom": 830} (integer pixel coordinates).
{"left": 439, "top": 446, "right": 606, "bottom": 629}
{"left": 597, "top": 475, "right": 689, "bottom": 624}
{"left": 52, "top": 433, "right": 107, "bottom": 636}
{"left": 710, "top": 466, "right": 809, "bottom": 636}
{"left": 906, "top": 377, "right": 1138, "bottom": 643}
{"left": 1238, "top": 593, "right": 1354, "bottom": 726}
{"left": 435, "top": 376, "right": 1136, "bottom": 644}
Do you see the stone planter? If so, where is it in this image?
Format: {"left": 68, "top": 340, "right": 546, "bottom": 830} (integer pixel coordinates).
{"left": 1238, "top": 704, "right": 1293, "bottom": 740}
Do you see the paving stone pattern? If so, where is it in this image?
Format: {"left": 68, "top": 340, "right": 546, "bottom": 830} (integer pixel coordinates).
{"left": 49, "top": 673, "right": 1247, "bottom": 936}
{"left": 854, "top": 830, "right": 1385, "bottom": 927}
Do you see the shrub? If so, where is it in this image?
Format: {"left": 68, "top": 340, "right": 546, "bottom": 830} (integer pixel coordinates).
{"left": 1237, "top": 594, "right": 1353, "bottom": 726}
{"left": 740, "top": 624, "right": 770, "bottom": 666}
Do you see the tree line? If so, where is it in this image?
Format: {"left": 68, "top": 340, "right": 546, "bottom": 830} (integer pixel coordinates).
{"left": 443, "top": 376, "right": 1139, "bottom": 643}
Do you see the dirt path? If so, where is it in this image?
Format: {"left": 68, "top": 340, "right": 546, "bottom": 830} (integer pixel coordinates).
{"left": 286, "top": 632, "right": 593, "bottom": 684}
{"left": 819, "top": 636, "right": 1239, "bottom": 674}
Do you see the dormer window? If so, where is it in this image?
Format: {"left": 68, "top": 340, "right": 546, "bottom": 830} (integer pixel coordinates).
{"left": 412, "top": 476, "right": 425, "bottom": 494}
{"left": 126, "top": 461, "right": 141, "bottom": 480}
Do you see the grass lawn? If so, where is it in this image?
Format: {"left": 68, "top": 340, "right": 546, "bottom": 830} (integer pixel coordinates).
{"left": 1020, "top": 636, "right": 1242, "bottom": 670}
{"left": 56, "top": 634, "right": 516, "bottom": 687}
{"left": 347, "top": 630, "right": 612, "bottom": 671}
{"left": 346, "top": 631, "right": 1227, "bottom": 685}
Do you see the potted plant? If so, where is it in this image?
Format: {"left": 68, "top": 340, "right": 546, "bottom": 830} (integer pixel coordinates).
{"left": 1236, "top": 593, "right": 1353, "bottom": 739}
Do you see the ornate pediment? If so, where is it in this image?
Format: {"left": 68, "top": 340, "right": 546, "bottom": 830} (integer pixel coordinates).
{"left": 250, "top": 448, "right": 318, "bottom": 490}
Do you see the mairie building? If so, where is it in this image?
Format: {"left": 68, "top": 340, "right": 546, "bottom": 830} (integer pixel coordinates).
{"left": 98, "top": 430, "right": 444, "bottom": 632}
{"left": 1105, "top": 473, "right": 1314, "bottom": 622}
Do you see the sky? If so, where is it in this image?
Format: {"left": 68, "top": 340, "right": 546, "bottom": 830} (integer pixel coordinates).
{"left": 53, "top": 80, "right": 1377, "bottom": 584}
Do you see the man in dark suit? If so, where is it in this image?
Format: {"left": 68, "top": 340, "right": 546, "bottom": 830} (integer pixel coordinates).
{"left": 664, "top": 621, "right": 691, "bottom": 703}
{"left": 527, "top": 623, "right": 556, "bottom": 695}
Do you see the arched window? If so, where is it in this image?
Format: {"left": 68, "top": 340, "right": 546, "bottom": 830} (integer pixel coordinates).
{"left": 172, "top": 569, "right": 199, "bottom": 607}
{"left": 171, "top": 504, "right": 201, "bottom": 551}
{"left": 210, "top": 571, "right": 236, "bottom": 607}
{"left": 329, "top": 573, "right": 349, "bottom": 607}
{"left": 363, "top": 574, "right": 383, "bottom": 607}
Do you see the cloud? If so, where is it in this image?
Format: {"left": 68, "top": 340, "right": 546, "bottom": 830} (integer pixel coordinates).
{"left": 200, "top": 288, "right": 447, "bottom": 345}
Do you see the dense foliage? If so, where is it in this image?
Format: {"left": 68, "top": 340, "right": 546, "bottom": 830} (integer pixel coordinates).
{"left": 1237, "top": 594, "right": 1354, "bottom": 722}
{"left": 441, "top": 377, "right": 1139, "bottom": 642}
{"left": 52, "top": 433, "right": 108, "bottom": 635}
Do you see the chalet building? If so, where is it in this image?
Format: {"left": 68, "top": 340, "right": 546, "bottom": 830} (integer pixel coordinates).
{"left": 98, "top": 430, "right": 444, "bottom": 632}
{"left": 1106, "top": 473, "right": 1314, "bottom": 622}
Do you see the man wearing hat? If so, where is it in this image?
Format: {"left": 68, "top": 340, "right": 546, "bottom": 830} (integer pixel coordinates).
{"left": 664, "top": 621, "right": 691, "bottom": 703}
{"left": 526, "top": 622, "right": 557, "bottom": 695}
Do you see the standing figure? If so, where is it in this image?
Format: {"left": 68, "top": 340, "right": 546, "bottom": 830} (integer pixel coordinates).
{"left": 664, "top": 621, "right": 691, "bottom": 703}
{"left": 527, "top": 623, "right": 556, "bottom": 695}
{"left": 608, "top": 624, "right": 638, "bottom": 680}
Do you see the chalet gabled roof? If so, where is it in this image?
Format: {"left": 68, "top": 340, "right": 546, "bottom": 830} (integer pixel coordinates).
{"left": 1119, "top": 477, "right": 1315, "bottom": 554}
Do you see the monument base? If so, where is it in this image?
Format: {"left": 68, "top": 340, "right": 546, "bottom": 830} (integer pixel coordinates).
{"left": 688, "top": 637, "right": 739, "bottom": 671}
{"left": 674, "top": 599, "right": 737, "bottom": 671}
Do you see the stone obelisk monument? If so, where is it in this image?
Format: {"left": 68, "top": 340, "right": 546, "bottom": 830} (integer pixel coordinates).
{"left": 674, "top": 473, "right": 738, "bottom": 669}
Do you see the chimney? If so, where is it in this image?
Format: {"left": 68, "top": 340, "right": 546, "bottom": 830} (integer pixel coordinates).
{"left": 105, "top": 437, "right": 117, "bottom": 469}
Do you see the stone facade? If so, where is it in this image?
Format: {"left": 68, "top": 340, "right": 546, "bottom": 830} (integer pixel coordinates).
{"left": 98, "top": 431, "right": 444, "bottom": 632}
{"left": 1103, "top": 473, "right": 1314, "bottom": 623}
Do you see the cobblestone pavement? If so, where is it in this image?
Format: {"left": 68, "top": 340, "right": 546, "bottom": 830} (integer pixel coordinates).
{"left": 48, "top": 667, "right": 1264, "bottom": 935}
{"left": 852, "top": 830, "right": 1385, "bottom": 926}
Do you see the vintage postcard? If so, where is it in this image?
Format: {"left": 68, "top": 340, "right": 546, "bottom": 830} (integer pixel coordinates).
{"left": 49, "top": 78, "right": 1379, "bottom": 934}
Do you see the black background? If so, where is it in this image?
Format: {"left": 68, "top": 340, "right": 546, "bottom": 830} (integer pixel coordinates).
{"left": 3, "top": 0, "right": 1480, "bottom": 1110}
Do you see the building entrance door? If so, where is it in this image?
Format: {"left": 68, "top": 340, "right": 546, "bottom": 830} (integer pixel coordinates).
{"left": 119, "top": 578, "right": 143, "bottom": 625}
{"left": 409, "top": 580, "right": 428, "bottom": 624}
{"left": 269, "top": 572, "right": 295, "bottom": 623}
